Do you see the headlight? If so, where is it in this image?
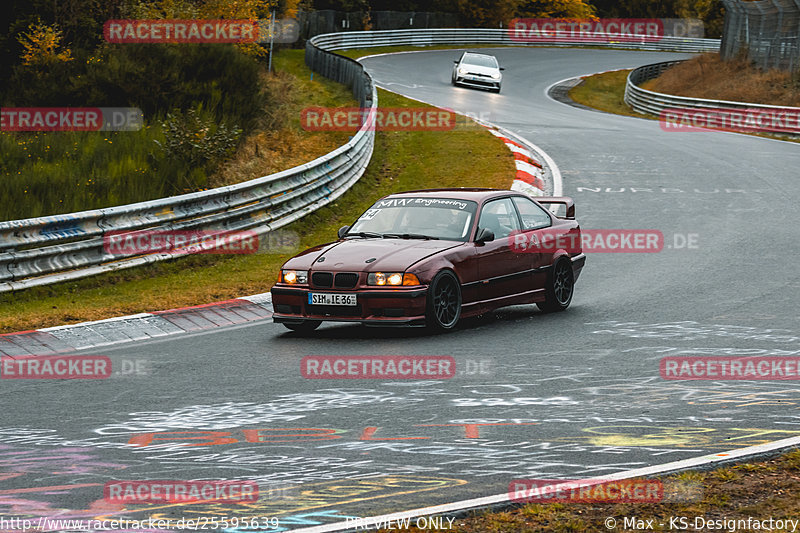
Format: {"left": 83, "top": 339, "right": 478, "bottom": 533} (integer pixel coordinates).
{"left": 281, "top": 270, "right": 308, "bottom": 284}
{"left": 458, "top": 68, "right": 467, "bottom": 76}
{"left": 491, "top": 72, "right": 501, "bottom": 79}
{"left": 368, "top": 272, "right": 421, "bottom": 286}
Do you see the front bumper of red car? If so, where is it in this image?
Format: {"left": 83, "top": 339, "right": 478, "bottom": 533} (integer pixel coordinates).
{"left": 271, "top": 285, "right": 429, "bottom": 327}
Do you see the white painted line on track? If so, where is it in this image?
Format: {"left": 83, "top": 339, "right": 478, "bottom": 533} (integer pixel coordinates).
{"left": 543, "top": 69, "right": 633, "bottom": 106}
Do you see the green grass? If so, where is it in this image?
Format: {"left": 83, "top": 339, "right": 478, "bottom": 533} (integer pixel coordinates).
{"left": 0, "top": 87, "right": 514, "bottom": 333}
{"left": 0, "top": 48, "right": 356, "bottom": 222}
{"left": 270, "top": 49, "right": 358, "bottom": 110}
{"left": 0, "top": 45, "right": 269, "bottom": 221}
{"left": 0, "top": 123, "right": 173, "bottom": 220}
{"left": 567, "top": 69, "right": 646, "bottom": 118}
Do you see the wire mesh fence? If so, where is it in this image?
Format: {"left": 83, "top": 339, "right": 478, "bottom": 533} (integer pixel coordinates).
{"left": 721, "top": 0, "right": 800, "bottom": 71}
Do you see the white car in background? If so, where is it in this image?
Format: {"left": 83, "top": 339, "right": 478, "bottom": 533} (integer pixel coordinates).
{"left": 452, "top": 52, "right": 504, "bottom": 93}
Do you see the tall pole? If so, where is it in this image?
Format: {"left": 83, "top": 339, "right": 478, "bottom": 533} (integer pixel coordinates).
{"left": 268, "top": 9, "right": 276, "bottom": 73}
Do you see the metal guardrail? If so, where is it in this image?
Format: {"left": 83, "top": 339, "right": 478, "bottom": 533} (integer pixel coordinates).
{"left": 624, "top": 60, "right": 685, "bottom": 116}
{"left": 624, "top": 60, "right": 800, "bottom": 134}
{"left": 310, "top": 28, "right": 720, "bottom": 53}
{"left": 0, "top": 28, "right": 719, "bottom": 292}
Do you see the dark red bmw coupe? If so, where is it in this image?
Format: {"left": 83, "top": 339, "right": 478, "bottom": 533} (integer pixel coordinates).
{"left": 271, "top": 189, "right": 586, "bottom": 332}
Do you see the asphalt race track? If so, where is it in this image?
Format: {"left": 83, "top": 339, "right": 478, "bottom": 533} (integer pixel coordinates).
{"left": 2, "top": 48, "right": 799, "bottom": 531}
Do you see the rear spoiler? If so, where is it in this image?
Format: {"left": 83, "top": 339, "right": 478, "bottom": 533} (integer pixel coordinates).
{"left": 536, "top": 197, "right": 575, "bottom": 219}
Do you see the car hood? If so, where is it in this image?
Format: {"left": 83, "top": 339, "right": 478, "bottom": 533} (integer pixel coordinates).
{"left": 460, "top": 64, "right": 500, "bottom": 76}
{"left": 285, "top": 238, "right": 464, "bottom": 272}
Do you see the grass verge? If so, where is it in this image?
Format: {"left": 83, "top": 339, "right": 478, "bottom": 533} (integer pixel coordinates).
{"left": 568, "top": 69, "right": 644, "bottom": 118}
{"left": 644, "top": 53, "right": 800, "bottom": 107}
{"left": 210, "top": 49, "right": 355, "bottom": 189}
{"left": 377, "top": 448, "right": 800, "bottom": 532}
{"left": 568, "top": 66, "right": 800, "bottom": 144}
{"left": 0, "top": 88, "right": 514, "bottom": 333}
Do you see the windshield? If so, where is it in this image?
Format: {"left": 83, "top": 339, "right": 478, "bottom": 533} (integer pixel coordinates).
{"left": 462, "top": 54, "right": 498, "bottom": 68}
{"left": 348, "top": 197, "right": 478, "bottom": 242}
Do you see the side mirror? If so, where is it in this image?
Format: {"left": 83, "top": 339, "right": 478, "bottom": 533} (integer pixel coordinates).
{"left": 453, "top": 60, "right": 459, "bottom": 64}
{"left": 499, "top": 67, "right": 505, "bottom": 71}
{"left": 475, "top": 228, "right": 495, "bottom": 243}
{"left": 337, "top": 225, "right": 350, "bottom": 239}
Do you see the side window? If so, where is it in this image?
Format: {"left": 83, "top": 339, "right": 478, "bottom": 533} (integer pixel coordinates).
{"left": 512, "top": 196, "right": 552, "bottom": 230}
{"left": 478, "top": 198, "right": 521, "bottom": 239}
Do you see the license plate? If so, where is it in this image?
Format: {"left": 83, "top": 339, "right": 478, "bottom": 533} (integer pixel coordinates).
{"left": 308, "top": 293, "right": 357, "bottom": 306}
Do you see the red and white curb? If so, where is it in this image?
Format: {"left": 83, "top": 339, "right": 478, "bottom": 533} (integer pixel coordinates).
{"left": 0, "top": 293, "right": 273, "bottom": 356}
{"left": 466, "top": 116, "right": 561, "bottom": 197}
{"left": 486, "top": 128, "right": 546, "bottom": 197}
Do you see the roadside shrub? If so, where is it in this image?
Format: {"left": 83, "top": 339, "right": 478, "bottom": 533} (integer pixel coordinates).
{"left": 85, "top": 43, "right": 265, "bottom": 127}
{"left": 5, "top": 43, "right": 265, "bottom": 130}
{"left": 0, "top": 41, "right": 264, "bottom": 219}
{"left": 155, "top": 107, "right": 243, "bottom": 168}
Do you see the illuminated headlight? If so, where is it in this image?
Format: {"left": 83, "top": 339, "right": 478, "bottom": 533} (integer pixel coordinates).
{"left": 458, "top": 68, "right": 467, "bottom": 76}
{"left": 368, "top": 272, "right": 420, "bottom": 286}
{"left": 281, "top": 270, "right": 308, "bottom": 284}
{"left": 491, "top": 72, "right": 501, "bottom": 79}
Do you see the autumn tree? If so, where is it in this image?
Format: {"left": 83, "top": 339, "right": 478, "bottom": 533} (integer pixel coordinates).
{"left": 17, "top": 21, "right": 74, "bottom": 66}
{"left": 122, "top": 0, "right": 300, "bottom": 57}
{"left": 454, "top": 0, "right": 596, "bottom": 27}
{"left": 456, "top": 0, "right": 519, "bottom": 27}
{"left": 311, "top": 0, "right": 369, "bottom": 10}
{"left": 674, "top": 0, "right": 725, "bottom": 37}
{"left": 516, "top": 0, "right": 596, "bottom": 19}
{"left": 589, "top": 0, "right": 724, "bottom": 38}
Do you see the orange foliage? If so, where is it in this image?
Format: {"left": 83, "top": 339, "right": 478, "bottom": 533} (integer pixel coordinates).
{"left": 18, "top": 22, "right": 74, "bottom": 66}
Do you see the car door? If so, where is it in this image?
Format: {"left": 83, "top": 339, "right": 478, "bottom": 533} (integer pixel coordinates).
{"left": 511, "top": 195, "right": 556, "bottom": 290}
{"left": 474, "top": 198, "right": 528, "bottom": 301}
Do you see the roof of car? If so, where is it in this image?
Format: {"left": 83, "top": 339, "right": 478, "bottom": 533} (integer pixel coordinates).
{"left": 383, "top": 188, "right": 520, "bottom": 202}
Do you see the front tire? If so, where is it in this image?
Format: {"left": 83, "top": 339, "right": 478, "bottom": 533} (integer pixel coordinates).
{"left": 283, "top": 321, "right": 321, "bottom": 333}
{"left": 426, "top": 271, "right": 462, "bottom": 330}
{"left": 537, "top": 258, "right": 574, "bottom": 312}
